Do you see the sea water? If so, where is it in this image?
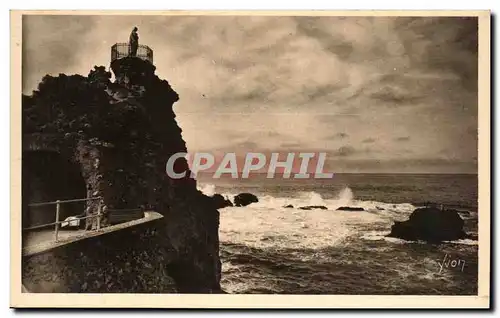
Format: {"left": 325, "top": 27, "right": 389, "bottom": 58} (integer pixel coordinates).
{"left": 197, "top": 173, "right": 478, "bottom": 295}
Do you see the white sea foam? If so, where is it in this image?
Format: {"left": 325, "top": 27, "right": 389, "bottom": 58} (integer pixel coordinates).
{"left": 213, "top": 186, "right": 416, "bottom": 249}
{"left": 443, "top": 239, "right": 479, "bottom": 246}
{"left": 361, "top": 230, "right": 479, "bottom": 246}
{"left": 197, "top": 183, "right": 217, "bottom": 197}
{"left": 197, "top": 183, "right": 477, "bottom": 249}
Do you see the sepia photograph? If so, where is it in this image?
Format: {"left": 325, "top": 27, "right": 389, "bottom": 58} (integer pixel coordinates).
{"left": 10, "top": 10, "right": 490, "bottom": 308}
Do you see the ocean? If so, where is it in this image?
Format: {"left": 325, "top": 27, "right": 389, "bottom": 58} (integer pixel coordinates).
{"left": 197, "top": 173, "right": 478, "bottom": 295}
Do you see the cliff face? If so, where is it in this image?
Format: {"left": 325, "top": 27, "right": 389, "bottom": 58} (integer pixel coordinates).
{"left": 22, "top": 58, "right": 221, "bottom": 293}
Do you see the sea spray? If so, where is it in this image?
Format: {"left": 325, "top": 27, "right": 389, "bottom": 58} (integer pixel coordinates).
{"left": 298, "top": 187, "right": 353, "bottom": 209}
{"left": 302, "top": 191, "right": 326, "bottom": 206}
{"left": 198, "top": 183, "right": 216, "bottom": 196}
{"left": 336, "top": 187, "right": 354, "bottom": 205}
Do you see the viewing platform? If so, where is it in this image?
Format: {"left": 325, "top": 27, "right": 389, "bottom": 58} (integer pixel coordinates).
{"left": 23, "top": 211, "right": 163, "bottom": 257}
{"left": 111, "top": 43, "right": 154, "bottom": 64}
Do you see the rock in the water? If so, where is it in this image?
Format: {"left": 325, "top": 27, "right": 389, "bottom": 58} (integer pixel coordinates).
{"left": 234, "top": 193, "right": 259, "bottom": 207}
{"left": 376, "top": 206, "right": 385, "bottom": 210}
{"left": 299, "top": 205, "right": 328, "bottom": 210}
{"left": 387, "top": 207, "right": 467, "bottom": 243}
{"left": 336, "top": 206, "right": 365, "bottom": 211}
{"left": 211, "top": 193, "right": 233, "bottom": 209}
{"left": 283, "top": 204, "right": 294, "bottom": 208}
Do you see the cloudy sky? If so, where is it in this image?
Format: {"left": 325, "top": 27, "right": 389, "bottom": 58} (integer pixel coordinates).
{"left": 22, "top": 14, "right": 478, "bottom": 173}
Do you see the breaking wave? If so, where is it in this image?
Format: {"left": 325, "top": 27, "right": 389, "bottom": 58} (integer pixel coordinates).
{"left": 197, "top": 183, "right": 478, "bottom": 249}
{"left": 200, "top": 179, "right": 479, "bottom": 294}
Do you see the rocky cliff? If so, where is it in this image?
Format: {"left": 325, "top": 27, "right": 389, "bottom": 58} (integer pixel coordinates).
{"left": 22, "top": 57, "right": 221, "bottom": 293}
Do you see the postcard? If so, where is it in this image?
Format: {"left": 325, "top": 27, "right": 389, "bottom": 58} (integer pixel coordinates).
{"left": 10, "top": 10, "right": 491, "bottom": 309}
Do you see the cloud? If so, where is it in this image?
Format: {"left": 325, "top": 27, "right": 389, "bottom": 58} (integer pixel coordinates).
{"left": 395, "top": 136, "right": 411, "bottom": 142}
{"left": 334, "top": 146, "right": 356, "bottom": 157}
{"left": 325, "top": 158, "right": 477, "bottom": 174}
{"left": 369, "top": 87, "right": 424, "bottom": 105}
{"left": 21, "top": 15, "right": 478, "bottom": 173}
{"left": 279, "top": 142, "right": 303, "bottom": 149}
{"left": 395, "top": 17, "right": 478, "bottom": 92}
{"left": 325, "top": 132, "right": 349, "bottom": 140}
{"left": 22, "top": 15, "right": 98, "bottom": 93}
{"left": 332, "top": 146, "right": 376, "bottom": 157}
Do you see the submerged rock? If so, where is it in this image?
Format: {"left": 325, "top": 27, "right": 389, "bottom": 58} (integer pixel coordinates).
{"left": 234, "top": 193, "right": 259, "bottom": 207}
{"left": 336, "top": 206, "right": 365, "bottom": 211}
{"left": 299, "top": 205, "right": 328, "bottom": 210}
{"left": 211, "top": 193, "right": 233, "bottom": 209}
{"left": 387, "top": 207, "right": 467, "bottom": 243}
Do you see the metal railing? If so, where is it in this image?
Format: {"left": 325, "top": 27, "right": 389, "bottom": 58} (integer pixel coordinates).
{"left": 23, "top": 197, "right": 102, "bottom": 242}
{"left": 111, "top": 43, "right": 153, "bottom": 64}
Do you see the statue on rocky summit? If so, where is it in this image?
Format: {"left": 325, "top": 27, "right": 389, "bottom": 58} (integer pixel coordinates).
{"left": 129, "top": 27, "right": 139, "bottom": 57}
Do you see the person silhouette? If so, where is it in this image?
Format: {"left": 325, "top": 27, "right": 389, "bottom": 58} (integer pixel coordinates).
{"left": 129, "top": 27, "right": 139, "bottom": 57}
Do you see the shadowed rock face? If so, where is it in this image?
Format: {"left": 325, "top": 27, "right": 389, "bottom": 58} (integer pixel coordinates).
{"left": 211, "top": 194, "right": 233, "bottom": 209}
{"left": 387, "top": 207, "right": 467, "bottom": 243}
{"left": 22, "top": 59, "right": 221, "bottom": 293}
{"left": 22, "top": 150, "right": 87, "bottom": 234}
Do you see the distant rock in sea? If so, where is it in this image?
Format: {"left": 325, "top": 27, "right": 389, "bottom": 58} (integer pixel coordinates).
{"left": 299, "top": 205, "right": 328, "bottom": 210}
{"left": 211, "top": 193, "right": 233, "bottom": 209}
{"left": 387, "top": 206, "right": 467, "bottom": 243}
{"left": 283, "top": 204, "right": 294, "bottom": 208}
{"left": 234, "top": 193, "right": 259, "bottom": 207}
{"left": 336, "top": 206, "right": 365, "bottom": 211}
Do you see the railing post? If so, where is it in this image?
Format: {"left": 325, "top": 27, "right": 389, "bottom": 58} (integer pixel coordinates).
{"left": 54, "top": 200, "right": 61, "bottom": 242}
{"left": 96, "top": 200, "right": 102, "bottom": 230}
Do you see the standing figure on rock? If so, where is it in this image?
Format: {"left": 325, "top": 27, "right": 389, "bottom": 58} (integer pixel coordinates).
{"left": 129, "top": 27, "right": 139, "bottom": 57}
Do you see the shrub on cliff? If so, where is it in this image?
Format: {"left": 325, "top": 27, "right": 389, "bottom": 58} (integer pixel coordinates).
{"left": 22, "top": 66, "right": 153, "bottom": 146}
{"left": 23, "top": 68, "right": 110, "bottom": 137}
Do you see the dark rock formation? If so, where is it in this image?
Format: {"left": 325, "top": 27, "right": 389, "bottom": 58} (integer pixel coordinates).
{"left": 387, "top": 207, "right": 467, "bottom": 243}
{"left": 22, "top": 57, "right": 221, "bottom": 292}
{"left": 233, "top": 193, "right": 259, "bottom": 207}
{"left": 336, "top": 206, "right": 365, "bottom": 211}
{"left": 211, "top": 194, "right": 233, "bottom": 209}
{"left": 299, "top": 205, "right": 328, "bottom": 210}
{"left": 283, "top": 204, "right": 294, "bottom": 208}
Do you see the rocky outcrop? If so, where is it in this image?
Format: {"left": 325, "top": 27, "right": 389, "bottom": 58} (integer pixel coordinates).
{"left": 299, "top": 205, "right": 328, "bottom": 210}
{"left": 283, "top": 204, "right": 294, "bottom": 208}
{"left": 22, "top": 58, "right": 221, "bottom": 292}
{"left": 387, "top": 207, "right": 467, "bottom": 243}
{"left": 336, "top": 206, "right": 365, "bottom": 211}
{"left": 211, "top": 194, "right": 233, "bottom": 209}
{"left": 234, "top": 193, "right": 259, "bottom": 207}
